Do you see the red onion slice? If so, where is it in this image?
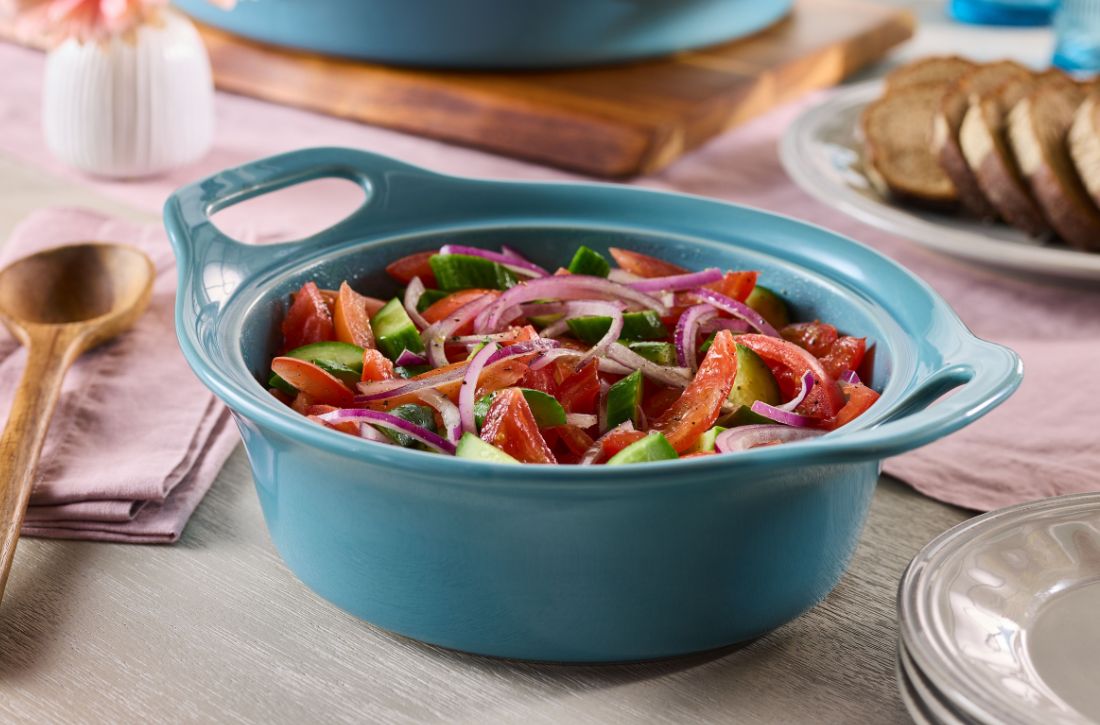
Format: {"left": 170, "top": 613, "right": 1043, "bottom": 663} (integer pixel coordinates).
{"left": 421, "top": 293, "right": 498, "bottom": 368}
{"left": 475, "top": 277, "right": 668, "bottom": 334}
{"left": 674, "top": 303, "right": 717, "bottom": 370}
{"left": 629, "top": 268, "right": 723, "bottom": 293}
{"left": 417, "top": 388, "right": 462, "bottom": 443}
{"left": 840, "top": 370, "right": 861, "bottom": 385}
{"left": 714, "top": 424, "right": 825, "bottom": 453}
{"left": 778, "top": 371, "right": 814, "bottom": 412}
{"left": 319, "top": 409, "right": 456, "bottom": 454}
{"left": 403, "top": 276, "right": 431, "bottom": 331}
{"left": 608, "top": 269, "right": 642, "bottom": 284}
{"left": 700, "top": 317, "right": 750, "bottom": 334}
{"left": 690, "top": 287, "right": 779, "bottom": 337}
{"left": 606, "top": 343, "right": 691, "bottom": 388}
{"left": 395, "top": 349, "right": 428, "bottom": 367}
{"left": 355, "top": 368, "right": 465, "bottom": 403}
{"left": 439, "top": 244, "right": 549, "bottom": 278}
{"left": 539, "top": 300, "right": 625, "bottom": 365}
{"left": 499, "top": 245, "right": 528, "bottom": 263}
{"left": 566, "top": 413, "right": 598, "bottom": 429}
{"left": 357, "top": 423, "right": 393, "bottom": 444}
{"left": 749, "top": 402, "right": 817, "bottom": 428}
{"left": 460, "top": 342, "right": 499, "bottom": 434}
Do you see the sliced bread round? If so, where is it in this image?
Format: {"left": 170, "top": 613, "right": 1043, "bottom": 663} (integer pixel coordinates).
{"left": 863, "top": 84, "right": 958, "bottom": 205}
{"left": 1069, "top": 93, "right": 1100, "bottom": 210}
{"left": 960, "top": 77, "right": 1051, "bottom": 237}
{"left": 884, "top": 56, "right": 977, "bottom": 93}
{"left": 1009, "top": 83, "right": 1100, "bottom": 252}
{"left": 934, "top": 61, "right": 1033, "bottom": 219}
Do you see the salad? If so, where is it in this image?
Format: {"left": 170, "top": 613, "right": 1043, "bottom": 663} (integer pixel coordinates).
{"left": 267, "top": 245, "right": 880, "bottom": 465}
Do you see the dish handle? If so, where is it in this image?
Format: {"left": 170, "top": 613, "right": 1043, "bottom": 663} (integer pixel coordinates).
{"left": 163, "top": 147, "right": 450, "bottom": 303}
{"left": 817, "top": 335, "right": 1022, "bottom": 464}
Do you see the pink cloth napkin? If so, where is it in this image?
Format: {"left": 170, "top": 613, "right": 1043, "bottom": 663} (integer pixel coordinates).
{"left": 0, "top": 208, "right": 239, "bottom": 543}
{"left": 0, "top": 41, "right": 1097, "bottom": 513}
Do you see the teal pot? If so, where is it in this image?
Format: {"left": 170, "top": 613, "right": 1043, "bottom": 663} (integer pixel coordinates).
{"left": 165, "top": 148, "right": 1021, "bottom": 662}
{"left": 171, "top": 0, "right": 793, "bottom": 69}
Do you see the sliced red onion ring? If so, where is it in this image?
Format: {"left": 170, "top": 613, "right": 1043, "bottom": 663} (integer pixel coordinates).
{"left": 475, "top": 276, "right": 668, "bottom": 334}
{"left": 690, "top": 287, "right": 779, "bottom": 337}
{"left": 395, "top": 349, "right": 428, "bottom": 367}
{"left": 355, "top": 368, "right": 465, "bottom": 403}
{"left": 486, "top": 338, "right": 557, "bottom": 364}
{"left": 778, "top": 371, "right": 814, "bottom": 412}
{"left": 421, "top": 293, "right": 498, "bottom": 368}
{"left": 606, "top": 343, "right": 691, "bottom": 388}
{"left": 749, "top": 401, "right": 817, "bottom": 428}
{"left": 417, "top": 388, "right": 462, "bottom": 443}
{"left": 629, "top": 268, "right": 723, "bottom": 293}
{"left": 357, "top": 423, "right": 393, "bottom": 444}
{"left": 527, "top": 348, "right": 633, "bottom": 375}
{"left": 439, "top": 244, "right": 549, "bottom": 278}
{"left": 596, "top": 379, "right": 610, "bottom": 433}
{"left": 714, "top": 424, "right": 825, "bottom": 453}
{"left": 608, "top": 269, "right": 642, "bottom": 284}
{"left": 319, "top": 409, "right": 456, "bottom": 454}
{"left": 403, "top": 276, "right": 431, "bottom": 331}
{"left": 700, "top": 317, "right": 751, "bottom": 334}
{"left": 840, "top": 370, "right": 861, "bottom": 385}
{"left": 460, "top": 342, "right": 499, "bottom": 434}
{"left": 539, "top": 300, "right": 625, "bottom": 365}
{"left": 448, "top": 331, "right": 533, "bottom": 345}
{"left": 579, "top": 421, "right": 635, "bottom": 465}
{"left": 674, "top": 303, "right": 717, "bottom": 370}
{"left": 566, "top": 413, "right": 598, "bottom": 429}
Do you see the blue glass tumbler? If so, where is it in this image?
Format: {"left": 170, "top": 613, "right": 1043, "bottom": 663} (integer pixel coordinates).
{"left": 1053, "top": 0, "right": 1100, "bottom": 72}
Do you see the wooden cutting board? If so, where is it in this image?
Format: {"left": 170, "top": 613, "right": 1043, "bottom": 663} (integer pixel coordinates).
{"left": 4, "top": 0, "right": 913, "bottom": 177}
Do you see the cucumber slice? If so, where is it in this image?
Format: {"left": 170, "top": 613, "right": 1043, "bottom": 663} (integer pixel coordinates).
{"left": 605, "top": 370, "right": 642, "bottom": 428}
{"left": 627, "top": 341, "right": 676, "bottom": 366}
{"left": 415, "top": 288, "right": 449, "bottom": 312}
{"left": 429, "top": 253, "right": 517, "bottom": 291}
{"left": 606, "top": 432, "right": 678, "bottom": 465}
{"left": 567, "top": 245, "right": 611, "bottom": 277}
{"left": 528, "top": 312, "right": 564, "bottom": 328}
{"left": 271, "top": 341, "right": 365, "bottom": 391}
{"left": 455, "top": 432, "right": 520, "bottom": 464}
{"left": 371, "top": 298, "right": 425, "bottom": 361}
{"left": 378, "top": 404, "right": 437, "bottom": 448}
{"left": 717, "top": 344, "right": 782, "bottom": 427}
{"left": 474, "top": 388, "right": 567, "bottom": 430}
{"left": 567, "top": 310, "right": 667, "bottom": 343}
{"left": 745, "top": 285, "right": 790, "bottom": 329}
{"left": 693, "top": 425, "right": 727, "bottom": 453}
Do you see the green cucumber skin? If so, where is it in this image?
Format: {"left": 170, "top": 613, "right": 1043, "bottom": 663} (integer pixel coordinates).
{"left": 745, "top": 285, "right": 790, "bottom": 329}
{"left": 429, "top": 253, "right": 517, "bottom": 291}
{"left": 604, "top": 370, "right": 642, "bottom": 429}
{"left": 371, "top": 298, "right": 425, "bottom": 360}
{"left": 728, "top": 344, "right": 781, "bottom": 409}
{"left": 567, "top": 246, "right": 611, "bottom": 278}
{"left": 474, "top": 388, "right": 567, "bottom": 430}
{"left": 606, "top": 433, "right": 678, "bottom": 465}
{"left": 272, "top": 340, "right": 366, "bottom": 391}
{"left": 567, "top": 311, "right": 668, "bottom": 344}
{"left": 379, "top": 404, "right": 437, "bottom": 448}
{"left": 415, "top": 288, "right": 448, "bottom": 312}
{"left": 628, "top": 341, "right": 676, "bottom": 366}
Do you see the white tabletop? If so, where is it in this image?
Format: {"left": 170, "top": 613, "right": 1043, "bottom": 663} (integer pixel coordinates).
{"left": 0, "top": 4, "right": 1056, "bottom": 722}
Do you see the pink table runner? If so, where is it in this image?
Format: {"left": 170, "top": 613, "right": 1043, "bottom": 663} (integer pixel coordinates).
{"left": 1, "top": 41, "right": 1097, "bottom": 520}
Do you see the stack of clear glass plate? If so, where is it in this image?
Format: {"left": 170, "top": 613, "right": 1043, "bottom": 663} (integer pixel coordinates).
{"left": 896, "top": 493, "right": 1100, "bottom": 725}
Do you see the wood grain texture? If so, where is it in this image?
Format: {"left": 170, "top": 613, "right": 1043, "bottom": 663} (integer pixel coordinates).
{"left": 190, "top": 0, "right": 913, "bottom": 177}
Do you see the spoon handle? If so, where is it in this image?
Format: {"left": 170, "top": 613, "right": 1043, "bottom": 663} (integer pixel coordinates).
{"left": 0, "top": 327, "right": 82, "bottom": 603}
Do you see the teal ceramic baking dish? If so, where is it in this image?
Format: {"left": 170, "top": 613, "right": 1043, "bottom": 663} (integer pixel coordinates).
{"left": 165, "top": 148, "right": 1021, "bottom": 663}
{"left": 171, "top": 0, "right": 792, "bottom": 69}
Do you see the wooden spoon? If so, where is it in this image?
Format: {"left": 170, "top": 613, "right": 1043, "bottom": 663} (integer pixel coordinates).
{"left": 0, "top": 243, "right": 154, "bottom": 602}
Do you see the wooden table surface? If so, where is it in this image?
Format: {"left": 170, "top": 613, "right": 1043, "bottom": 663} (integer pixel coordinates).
{"left": 0, "top": 3, "right": 1054, "bottom": 721}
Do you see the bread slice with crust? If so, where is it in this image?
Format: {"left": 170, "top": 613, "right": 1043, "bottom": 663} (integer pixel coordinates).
{"left": 863, "top": 85, "right": 959, "bottom": 206}
{"left": 1009, "top": 84, "right": 1100, "bottom": 252}
{"left": 934, "top": 61, "right": 1033, "bottom": 219}
{"left": 1069, "top": 93, "right": 1100, "bottom": 209}
{"left": 884, "top": 56, "right": 977, "bottom": 93}
{"left": 960, "top": 76, "right": 1051, "bottom": 237}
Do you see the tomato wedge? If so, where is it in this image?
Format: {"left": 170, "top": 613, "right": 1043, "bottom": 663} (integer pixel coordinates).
{"left": 651, "top": 330, "right": 738, "bottom": 453}
{"left": 609, "top": 248, "right": 687, "bottom": 278}
{"left": 422, "top": 289, "right": 500, "bottom": 336}
{"left": 595, "top": 428, "right": 648, "bottom": 463}
{"left": 548, "top": 423, "right": 595, "bottom": 464}
{"left": 305, "top": 404, "right": 360, "bottom": 435}
{"left": 555, "top": 359, "right": 600, "bottom": 414}
{"left": 480, "top": 388, "right": 556, "bottom": 464}
{"left": 830, "top": 382, "right": 880, "bottom": 429}
{"left": 385, "top": 250, "right": 438, "bottom": 287}
{"left": 781, "top": 321, "right": 838, "bottom": 358}
{"left": 642, "top": 384, "right": 682, "bottom": 422}
{"left": 334, "top": 281, "right": 376, "bottom": 349}
{"left": 369, "top": 353, "right": 537, "bottom": 409}
{"left": 821, "top": 336, "right": 867, "bottom": 380}
{"left": 735, "top": 334, "right": 845, "bottom": 419}
{"left": 272, "top": 357, "right": 354, "bottom": 406}
{"left": 361, "top": 348, "right": 396, "bottom": 382}
{"left": 282, "top": 282, "right": 334, "bottom": 351}
{"left": 706, "top": 271, "right": 757, "bottom": 302}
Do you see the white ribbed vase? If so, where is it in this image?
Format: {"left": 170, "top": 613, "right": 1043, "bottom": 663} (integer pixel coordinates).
{"left": 43, "top": 9, "right": 214, "bottom": 178}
